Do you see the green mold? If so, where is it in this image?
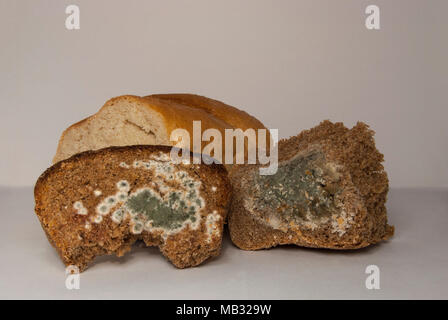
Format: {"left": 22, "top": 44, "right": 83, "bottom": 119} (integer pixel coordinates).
{"left": 125, "top": 188, "right": 200, "bottom": 230}
{"left": 253, "top": 151, "right": 339, "bottom": 223}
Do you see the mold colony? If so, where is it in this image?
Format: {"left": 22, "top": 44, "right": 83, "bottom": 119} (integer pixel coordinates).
{"left": 73, "top": 201, "right": 87, "bottom": 215}
{"left": 251, "top": 150, "right": 354, "bottom": 236}
{"left": 205, "top": 211, "right": 221, "bottom": 243}
{"left": 72, "top": 153, "right": 220, "bottom": 241}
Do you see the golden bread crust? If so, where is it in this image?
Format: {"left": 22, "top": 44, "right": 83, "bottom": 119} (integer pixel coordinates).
{"left": 53, "top": 94, "right": 269, "bottom": 164}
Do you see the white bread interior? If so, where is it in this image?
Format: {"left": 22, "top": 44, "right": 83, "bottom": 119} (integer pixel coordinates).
{"left": 54, "top": 97, "right": 170, "bottom": 163}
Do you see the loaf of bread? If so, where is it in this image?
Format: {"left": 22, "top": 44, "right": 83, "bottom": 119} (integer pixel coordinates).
{"left": 228, "top": 121, "right": 394, "bottom": 250}
{"left": 35, "top": 145, "right": 231, "bottom": 271}
{"left": 53, "top": 94, "right": 268, "bottom": 164}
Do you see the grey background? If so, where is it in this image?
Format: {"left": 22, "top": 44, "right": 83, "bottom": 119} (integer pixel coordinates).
{"left": 1, "top": 187, "right": 447, "bottom": 299}
{"left": 0, "top": 0, "right": 447, "bottom": 300}
{"left": 1, "top": 0, "right": 447, "bottom": 188}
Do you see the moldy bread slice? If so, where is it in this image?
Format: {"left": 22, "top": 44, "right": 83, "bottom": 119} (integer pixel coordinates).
{"left": 35, "top": 145, "right": 231, "bottom": 271}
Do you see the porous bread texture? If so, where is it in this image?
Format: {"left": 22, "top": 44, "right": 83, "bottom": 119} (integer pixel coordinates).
{"left": 35, "top": 145, "right": 231, "bottom": 271}
{"left": 53, "top": 94, "right": 269, "bottom": 164}
{"left": 228, "top": 120, "right": 394, "bottom": 250}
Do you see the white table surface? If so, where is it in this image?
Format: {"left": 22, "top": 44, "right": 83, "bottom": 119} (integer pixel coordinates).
{"left": 0, "top": 186, "right": 447, "bottom": 299}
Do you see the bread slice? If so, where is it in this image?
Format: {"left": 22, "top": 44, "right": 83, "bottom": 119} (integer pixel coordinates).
{"left": 35, "top": 145, "right": 231, "bottom": 271}
{"left": 228, "top": 121, "right": 394, "bottom": 250}
{"left": 53, "top": 94, "right": 268, "bottom": 164}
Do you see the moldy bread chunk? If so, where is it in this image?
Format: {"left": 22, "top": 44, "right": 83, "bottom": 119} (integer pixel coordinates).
{"left": 229, "top": 121, "right": 394, "bottom": 250}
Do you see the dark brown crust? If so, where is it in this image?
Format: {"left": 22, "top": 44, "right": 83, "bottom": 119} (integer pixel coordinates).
{"left": 35, "top": 145, "right": 231, "bottom": 271}
{"left": 228, "top": 121, "right": 394, "bottom": 251}
{"left": 43, "top": 145, "right": 226, "bottom": 189}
